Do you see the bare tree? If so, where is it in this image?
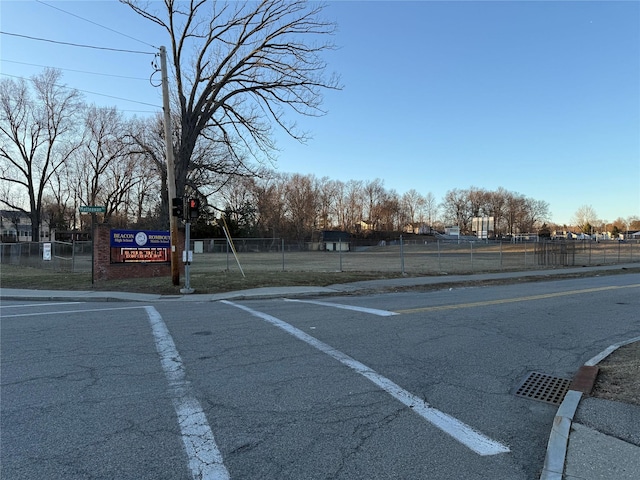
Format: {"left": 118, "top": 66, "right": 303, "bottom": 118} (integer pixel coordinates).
{"left": 503, "top": 192, "right": 525, "bottom": 236}
{"left": 128, "top": 156, "right": 163, "bottom": 228}
{"left": 441, "top": 188, "right": 472, "bottom": 233}
{"left": 378, "top": 189, "right": 401, "bottom": 231}
{"left": 466, "top": 187, "right": 486, "bottom": 217}
{"left": 363, "top": 178, "right": 386, "bottom": 230}
{"left": 333, "top": 179, "right": 347, "bottom": 230}
{"left": 284, "top": 173, "right": 318, "bottom": 245}
{"left": 572, "top": 204, "right": 598, "bottom": 233}
{"left": 343, "top": 180, "right": 363, "bottom": 233}
{"left": 401, "top": 189, "right": 425, "bottom": 231}
{"left": 45, "top": 160, "right": 76, "bottom": 233}
{"left": 120, "top": 0, "right": 341, "bottom": 199}
{"left": 76, "top": 106, "right": 129, "bottom": 217}
{"left": 518, "top": 198, "right": 550, "bottom": 233}
{"left": 217, "top": 175, "right": 259, "bottom": 235}
{"left": 0, "top": 69, "right": 83, "bottom": 239}
{"left": 125, "top": 115, "right": 171, "bottom": 224}
{"left": 487, "top": 187, "right": 509, "bottom": 236}
{"left": 253, "top": 172, "right": 287, "bottom": 240}
{"left": 423, "top": 191, "right": 438, "bottom": 229}
{"left": 316, "top": 176, "right": 338, "bottom": 230}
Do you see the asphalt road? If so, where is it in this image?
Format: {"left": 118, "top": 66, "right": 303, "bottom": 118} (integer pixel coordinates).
{"left": 2, "top": 274, "right": 639, "bottom": 479}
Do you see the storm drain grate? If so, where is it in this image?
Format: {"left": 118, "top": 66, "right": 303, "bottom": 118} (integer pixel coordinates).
{"left": 514, "top": 372, "right": 572, "bottom": 405}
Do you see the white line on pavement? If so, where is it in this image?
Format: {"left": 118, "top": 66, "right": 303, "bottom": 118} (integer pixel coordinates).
{"left": 0, "top": 305, "right": 146, "bottom": 318}
{"left": 144, "top": 306, "right": 230, "bottom": 480}
{"left": 0, "top": 302, "right": 84, "bottom": 309}
{"left": 283, "top": 298, "right": 399, "bottom": 316}
{"left": 220, "top": 300, "right": 510, "bottom": 456}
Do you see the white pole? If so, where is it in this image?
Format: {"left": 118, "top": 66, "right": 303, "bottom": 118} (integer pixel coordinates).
{"left": 222, "top": 222, "right": 245, "bottom": 278}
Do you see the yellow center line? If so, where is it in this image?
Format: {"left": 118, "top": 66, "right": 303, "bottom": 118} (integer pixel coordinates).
{"left": 395, "top": 284, "right": 640, "bottom": 315}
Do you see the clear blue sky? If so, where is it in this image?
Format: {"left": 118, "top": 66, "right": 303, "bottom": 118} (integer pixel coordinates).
{"left": 2, "top": 1, "right": 639, "bottom": 226}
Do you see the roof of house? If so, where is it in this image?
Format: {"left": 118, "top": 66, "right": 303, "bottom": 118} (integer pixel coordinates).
{"left": 321, "top": 230, "right": 350, "bottom": 242}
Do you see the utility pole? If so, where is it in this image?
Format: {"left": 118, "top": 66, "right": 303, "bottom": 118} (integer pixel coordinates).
{"left": 160, "top": 45, "right": 180, "bottom": 285}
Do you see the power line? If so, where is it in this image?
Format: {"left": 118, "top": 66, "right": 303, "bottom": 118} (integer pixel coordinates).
{"left": 1, "top": 59, "right": 148, "bottom": 81}
{"left": 0, "top": 31, "right": 155, "bottom": 55}
{"left": 74, "top": 88, "right": 161, "bottom": 109}
{"left": 34, "top": 0, "right": 158, "bottom": 50}
{"left": 120, "top": 109, "right": 161, "bottom": 114}
{"left": 0, "top": 73, "right": 162, "bottom": 109}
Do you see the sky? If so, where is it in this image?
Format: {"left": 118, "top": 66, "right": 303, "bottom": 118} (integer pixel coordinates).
{"left": 1, "top": 0, "right": 639, "bottom": 226}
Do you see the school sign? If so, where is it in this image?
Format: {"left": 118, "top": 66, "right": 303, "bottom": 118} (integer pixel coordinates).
{"left": 110, "top": 230, "right": 171, "bottom": 263}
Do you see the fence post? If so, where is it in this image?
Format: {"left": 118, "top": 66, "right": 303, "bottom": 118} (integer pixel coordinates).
{"left": 282, "top": 238, "right": 285, "bottom": 272}
{"left": 500, "top": 241, "right": 503, "bottom": 270}
{"left": 226, "top": 240, "right": 230, "bottom": 271}
{"left": 400, "top": 235, "right": 405, "bottom": 274}
{"left": 470, "top": 242, "right": 473, "bottom": 271}
{"left": 437, "top": 240, "right": 441, "bottom": 271}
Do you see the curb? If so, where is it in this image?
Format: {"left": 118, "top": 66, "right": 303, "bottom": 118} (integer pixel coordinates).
{"left": 540, "top": 390, "right": 582, "bottom": 480}
{"left": 539, "top": 335, "right": 640, "bottom": 480}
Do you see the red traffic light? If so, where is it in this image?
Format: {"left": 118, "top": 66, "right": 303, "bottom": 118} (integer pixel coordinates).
{"left": 188, "top": 198, "right": 200, "bottom": 219}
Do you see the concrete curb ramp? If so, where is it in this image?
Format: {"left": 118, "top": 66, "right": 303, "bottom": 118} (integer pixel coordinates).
{"left": 540, "top": 336, "right": 640, "bottom": 480}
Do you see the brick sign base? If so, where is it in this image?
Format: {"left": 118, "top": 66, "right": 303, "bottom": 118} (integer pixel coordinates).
{"left": 93, "top": 223, "right": 184, "bottom": 282}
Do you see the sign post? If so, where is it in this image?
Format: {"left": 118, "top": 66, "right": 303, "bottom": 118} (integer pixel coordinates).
{"left": 80, "top": 206, "right": 105, "bottom": 284}
{"left": 180, "top": 221, "right": 194, "bottom": 294}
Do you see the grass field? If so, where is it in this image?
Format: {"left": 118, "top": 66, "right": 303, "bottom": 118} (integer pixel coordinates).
{"left": 0, "top": 263, "right": 413, "bottom": 295}
{"left": 2, "top": 240, "right": 638, "bottom": 294}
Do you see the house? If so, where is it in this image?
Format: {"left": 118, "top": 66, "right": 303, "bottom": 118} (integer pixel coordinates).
{"left": 320, "top": 230, "right": 350, "bottom": 251}
{"left": 445, "top": 226, "right": 460, "bottom": 237}
{"left": 0, "top": 210, "right": 51, "bottom": 242}
{"left": 403, "top": 224, "right": 433, "bottom": 235}
{"left": 356, "top": 220, "right": 374, "bottom": 232}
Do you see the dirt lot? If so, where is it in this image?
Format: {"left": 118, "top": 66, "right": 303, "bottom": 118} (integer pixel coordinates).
{"left": 592, "top": 341, "right": 640, "bottom": 406}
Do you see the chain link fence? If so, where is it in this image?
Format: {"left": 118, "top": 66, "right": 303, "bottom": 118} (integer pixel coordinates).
{"left": 2, "top": 238, "right": 638, "bottom": 276}
{"left": 0, "top": 241, "right": 92, "bottom": 273}
{"left": 186, "top": 237, "right": 639, "bottom": 275}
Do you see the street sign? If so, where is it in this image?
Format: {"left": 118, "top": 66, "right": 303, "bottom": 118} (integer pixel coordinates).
{"left": 79, "top": 205, "right": 106, "bottom": 213}
{"left": 43, "top": 243, "right": 52, "bottom": 261}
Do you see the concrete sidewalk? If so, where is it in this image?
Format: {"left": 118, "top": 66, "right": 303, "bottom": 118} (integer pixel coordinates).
{"left": 2, "top": 263, "right": 638, "bottom": 303}
{"left": 565, "top": 397, "right": 640, "bottom": 479}
{"left": 540, "top": 335, "right": 640, "bottom": 480}
{"left": 2, "top": 263, "right": 640, "bottom": 479}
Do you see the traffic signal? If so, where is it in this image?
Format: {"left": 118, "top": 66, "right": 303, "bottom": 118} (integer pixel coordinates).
{"left": 188, "top": 198, "right": 200, "bottom": 219}
{"left": 171, "top": 197, "right": 183, "bottom": 218}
